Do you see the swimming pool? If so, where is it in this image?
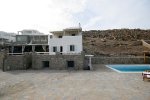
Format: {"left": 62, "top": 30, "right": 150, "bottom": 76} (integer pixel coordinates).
{"left": 106, "top": 65, "right": 150, "bottom": 73}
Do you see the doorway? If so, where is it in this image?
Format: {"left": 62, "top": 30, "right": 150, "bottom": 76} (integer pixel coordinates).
{"left": 42, "top": 61, "right": 49, "bottom": 68}
{"left": 67, "top": 61, "right": 74, "bottom": 67}
{"left": 60, "top": 46, "right": 63, "bottom": 52}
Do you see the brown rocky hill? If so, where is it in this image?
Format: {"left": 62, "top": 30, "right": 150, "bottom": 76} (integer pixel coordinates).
{"left": 83, "top": 29, "right": 150, "bottom": 57}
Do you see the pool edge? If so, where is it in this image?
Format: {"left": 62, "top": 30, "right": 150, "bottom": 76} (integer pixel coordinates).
{"left": 105, "top": 65, "right": 144, "bottom": 73}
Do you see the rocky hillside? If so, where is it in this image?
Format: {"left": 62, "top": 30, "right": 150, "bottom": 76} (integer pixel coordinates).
{"left": 83, "top": 29, "right": 150, "bottom": 57}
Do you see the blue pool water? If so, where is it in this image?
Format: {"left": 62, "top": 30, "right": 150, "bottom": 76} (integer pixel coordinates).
{"left": 106, "top": 65, "right": 150, "bottom": 73}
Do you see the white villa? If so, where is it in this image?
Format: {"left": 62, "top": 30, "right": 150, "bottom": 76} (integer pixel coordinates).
{"left": 48, "top": 27, "right": 83, "bottom": 55}
{"left": 2, "top": 26, "right": 92, "bottom": 71}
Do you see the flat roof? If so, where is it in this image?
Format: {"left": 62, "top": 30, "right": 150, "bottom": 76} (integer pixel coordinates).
{"left": 50, "top": 31, "right": 63, "bottom": 34}
{"left": 63, "top": 27, "right": 82, "bottom": 31}
{"left": 50, "top": 27, "right": 82, "bottom": 34}
{"left": 16, "top": 35, "right": 48, "bottom": 36}
{"left": 10, "top": 44, "right": 48, "bottom": 46}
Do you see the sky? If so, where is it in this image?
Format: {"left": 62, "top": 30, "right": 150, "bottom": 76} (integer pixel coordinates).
{"left": 0, "top": 0, "right": 150, "bottom": 34}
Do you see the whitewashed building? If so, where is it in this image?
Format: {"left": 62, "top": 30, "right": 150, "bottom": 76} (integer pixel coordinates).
{"left": 4, "top": 27, "right": 85, "bottom": 70}
{"left": 48, "top": 27, "right": 83, "bottom": 55}
{"left": 0, "top": 31, "right": 16, "bottom": 43}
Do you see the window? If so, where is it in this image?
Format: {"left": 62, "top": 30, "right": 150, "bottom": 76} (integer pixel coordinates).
{"left": 67, "top": 61, "right": 74, "bottom": 67}
{"left": 50, "top": 35, "right": 53, "bottom": 38}
{"left": 24, "top": 46, "right": 32, "bottom": 52}
{"left": 60, "top": 46, "right": 63, "bottom": 52}
{"left": 35, "top": 45, "right": 44, "bottom": 52}
{"left": 42, "top": 61, "right": 49, "bottom": 68}
{"left": 72, "top": 34, "right": 76, "bottom": 36}
{"left": 53, "top": 46, "right": 57, "bottom": 52}
{"left": 16, "top": 36, "right": 28, "bottom": 42}
{"left": 58, "top": 36, "right": 62, "bottom": 38}
{"left": 70, "top": 45, "right": 75, "bottom": 51}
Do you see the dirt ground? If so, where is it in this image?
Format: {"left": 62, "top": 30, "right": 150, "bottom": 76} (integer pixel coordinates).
{"left": 83, "top": 38, "right": 144, "bottom": 57}
{"left": 83, "top": 29, "right": 150, "bottom": 57}
{"left": 0, "top": 65, "right": 150, "bottom": 100}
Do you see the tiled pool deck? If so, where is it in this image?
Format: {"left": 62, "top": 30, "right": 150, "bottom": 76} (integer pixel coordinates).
{"left": 0, "top": 64, "right": 150, "bottom": 100}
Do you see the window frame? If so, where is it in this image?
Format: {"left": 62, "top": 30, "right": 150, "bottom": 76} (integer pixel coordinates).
{"left": 53, "top": 46, "right": 57, "bottom": 52}
{"left": 58, "top": 35, "right": 62, "bottom": 38}
{"left": 70, "top": 45, "right": 75, "bottom": 51}
{"left": 72, "top": 34, "right": 76, "bottom": 36}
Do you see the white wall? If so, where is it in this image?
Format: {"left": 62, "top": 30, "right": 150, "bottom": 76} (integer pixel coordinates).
{"left": 0, "top": 32, "right": 16, "bottom": 42}
{"left": 48, "top": 35, "right": 83, "bottom": 54}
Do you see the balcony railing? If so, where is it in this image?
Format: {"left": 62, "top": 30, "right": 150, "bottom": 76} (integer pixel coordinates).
{"left": 62, "top": 52, "right": 81, "bottom": 55}
{"left": 7, "top": 53, "right": 24, "bottom": 55}
{"left": 36, "top": 52, "right": 50, "bottom": 55}
{"left": 7, "top": 52, "right": 81, "bottom": 55}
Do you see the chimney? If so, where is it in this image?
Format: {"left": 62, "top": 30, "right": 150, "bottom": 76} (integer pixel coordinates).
{"left": 79, "top": 23, "right": 81, "bottom": 28}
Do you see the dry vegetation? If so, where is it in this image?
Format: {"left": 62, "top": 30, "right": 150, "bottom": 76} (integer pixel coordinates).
{"left": 83, "top": 29, "right": 150, "bottom": 57}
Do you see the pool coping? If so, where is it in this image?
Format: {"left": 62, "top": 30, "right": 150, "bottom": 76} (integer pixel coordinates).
{"left": 105, "top": 64, "right": 150, "bottom": 73}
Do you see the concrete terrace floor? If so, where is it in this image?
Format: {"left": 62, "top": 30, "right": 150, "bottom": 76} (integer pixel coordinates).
{"left": 0, "top": 65, "right": 150, "bottom": 100}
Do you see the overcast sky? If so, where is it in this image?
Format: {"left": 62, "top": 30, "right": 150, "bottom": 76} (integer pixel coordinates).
{"left": 0, "top": 0, "right": 150, "bottom": 34}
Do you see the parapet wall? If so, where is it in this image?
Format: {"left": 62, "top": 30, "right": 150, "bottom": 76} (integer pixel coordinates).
{"left": 92, "top": 57, "right": 149, "bottom": 64}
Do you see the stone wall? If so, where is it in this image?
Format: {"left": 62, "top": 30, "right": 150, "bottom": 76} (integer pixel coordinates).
{"left": 0, "top": 52, "right": 4, "bottom": 69}
{"left": 92, "top": 57, "right": 150, "bottom": 64}
{"left": 2, "top": 53, "right": 149, "bottom": 71}
{"left": 4, "top": 55, "right": 26, "bottom": 71}
{"left": 24, "top": 53, "right": 32, "bottom": 69}
{"left": 3, "top": 52, "right": 84, "bottom": 71}
{"left": 32, "top": 53, "right": 84, "bottom": 70}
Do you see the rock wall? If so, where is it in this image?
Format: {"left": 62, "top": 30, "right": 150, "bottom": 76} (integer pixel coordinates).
{"left": 4, "top": 55, "right": 26, "bottom": 71}
{"left": 32, "top": 53, "right": 84, "bottom": 70}
{"left": 92, "top": 57, "right": 149, "bottom": 64}
{"left": 0, "top": 52, "right": 4, "bottom": 69}
{"left": 3, "top": 52, "right": 84, "bottom": 71}
{"left": 3, "top": 53, "right": 148, "bottom": 71}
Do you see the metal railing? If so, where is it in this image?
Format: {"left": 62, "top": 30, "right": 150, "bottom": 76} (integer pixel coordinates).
{"left": 36, "top": 52, "right": 49, "bottom": 55}
{"left": 62, "top": 52, "right": 81, "bottom": 55}
{"left": 7, "top": 52, "right": 81, "bottom": 55}
{"left": 7, "top": 53, "right": 24, "bottom": 55}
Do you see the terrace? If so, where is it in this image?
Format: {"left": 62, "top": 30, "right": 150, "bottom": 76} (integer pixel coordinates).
{"left": 0, "top": 65, "right": 149, "bottom": 100}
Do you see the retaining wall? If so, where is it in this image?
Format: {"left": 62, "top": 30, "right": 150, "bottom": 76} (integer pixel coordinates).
{"left": 3, "top": 53, "right": 148, "bottom": 71}
{"left": 4, "top": 55, "right": 26, "bottom": 71}
{"left": 3, "top": 53, "right": 84, "bottom": 71}
{"left": 32, "top": 53, "right": 84, "bottom": 70}
{"left": 0, "top": 52, "right": 4, "bottom": 69}
{"left": 92, "top": 57, "right": 150, "bottom": 64}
